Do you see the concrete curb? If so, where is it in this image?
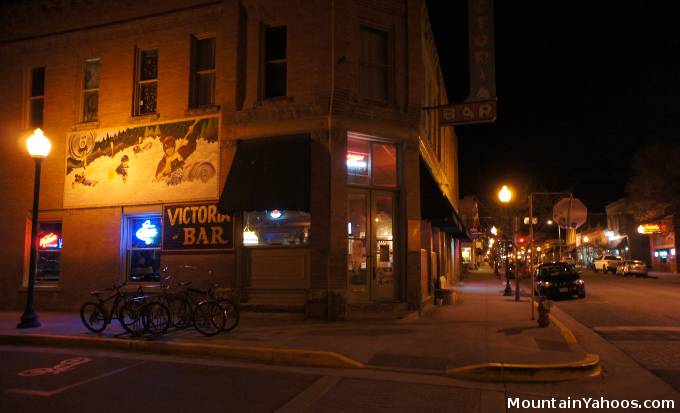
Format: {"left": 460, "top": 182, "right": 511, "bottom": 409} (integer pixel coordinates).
{"left": 0, "top": 333, "right": 365, "bottom": 369}
{"left": 446, "top": 353, "right": 601, "bottom": 383}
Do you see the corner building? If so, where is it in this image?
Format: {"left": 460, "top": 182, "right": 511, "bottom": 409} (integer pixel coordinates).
{"left": 0, "top": 0, "right": 466, "bottom": 319}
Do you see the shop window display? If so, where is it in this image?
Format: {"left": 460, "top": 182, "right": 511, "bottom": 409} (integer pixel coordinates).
{"left": 242, "top": 210, "right": 310, "bottom": 247}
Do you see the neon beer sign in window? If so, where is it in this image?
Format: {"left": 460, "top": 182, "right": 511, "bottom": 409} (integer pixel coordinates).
{"left": 39, "top": 232, "right": 61, "bottom": 249}
{"left": 346, "top": 152, "right": 368, "bottom": 175}
{"left": 131, "top": 217, "right": 161, "bottom": 248}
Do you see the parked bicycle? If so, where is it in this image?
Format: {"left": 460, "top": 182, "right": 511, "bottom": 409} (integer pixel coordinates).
{"left": 80, "top": 282, "right": 171, "bottom": 336}
{"left": 161, "top": 266, "right": 240, "bottom": 336}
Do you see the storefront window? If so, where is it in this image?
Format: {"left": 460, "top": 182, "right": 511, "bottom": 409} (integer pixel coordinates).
{"left": 243, "top": 210, "right": 310, "bottom": 247}
{"left": 461, "top": 247, "right": 472, "bottom": 264}
{"left": 37, "top": 221, "right": 63, "bottom": 283}
{"left": 125, "top": 215, "right": 161, "bottom": 282}
{"left": 347, "top": 136, "right": 397, "bottom": 188}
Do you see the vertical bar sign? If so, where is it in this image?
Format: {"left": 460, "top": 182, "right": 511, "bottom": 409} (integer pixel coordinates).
{"left": 468, "top": 0, "right": 496, "bottom": 101}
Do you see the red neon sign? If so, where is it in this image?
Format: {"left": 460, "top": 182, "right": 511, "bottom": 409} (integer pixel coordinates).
{"left": 39, "top": 232, "right": 59, "bottom": 249}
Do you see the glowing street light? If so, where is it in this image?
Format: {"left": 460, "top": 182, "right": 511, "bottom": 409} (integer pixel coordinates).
{"left": 498, "top": 185, "right": 512, "bottom": 203}
{"left": 490, "top": 226, "right": 498, "bottom": 236}
{"left": 583, "top": 235, "right": 590, "bottom": 243}
{"left": 18, "top": 129, "right": 52, "bottom": 329}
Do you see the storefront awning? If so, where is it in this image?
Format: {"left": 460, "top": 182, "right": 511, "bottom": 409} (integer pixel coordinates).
{"left": 419, "top": 157, "right": 469, "bottom": 239}
{"left": 218, "top": 134, "right": 311, "bottom": 213}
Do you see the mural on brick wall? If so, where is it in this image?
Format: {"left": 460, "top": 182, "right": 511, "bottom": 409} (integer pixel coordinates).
{"left": 64, "top": 116, "right": 219, "bottom": 208}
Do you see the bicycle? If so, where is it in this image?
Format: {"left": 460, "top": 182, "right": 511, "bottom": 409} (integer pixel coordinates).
{"left": 80, "top": 282, "right": 171, "bottom": 337}
{"left": 80, "top": 282, "right": 143, "bottom": 334}
{"left": 161, "top": 266, "right": 239, "bottom": 336}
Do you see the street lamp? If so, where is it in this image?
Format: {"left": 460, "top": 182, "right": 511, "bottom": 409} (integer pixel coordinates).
{"left": 490, "top": 226, "right": 498, "bottom": 236}
{"left": 498, "top": 185, "right": 514, "bottom": 296}
{"left": 18, "top": 128, "right": 51, "bottom": 329}
{"left": 499, "top": 185, "right": 512, "bottom": 204}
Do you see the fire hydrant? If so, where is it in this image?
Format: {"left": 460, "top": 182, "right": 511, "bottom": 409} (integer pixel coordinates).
{"left": 537, "top": 296, "right": 551, "bottom": 327}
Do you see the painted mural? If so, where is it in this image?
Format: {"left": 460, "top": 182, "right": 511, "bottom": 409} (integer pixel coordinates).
{"left": 64, "top": 116, "right": 219, "bottom": 208}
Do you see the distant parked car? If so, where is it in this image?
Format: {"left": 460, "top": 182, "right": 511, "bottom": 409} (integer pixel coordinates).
{"left": 594, "top": 255, "right": 622, "bottom": 273}
{"left": 616, "top": 260, "right": 648, "bottom": 277}
{"left": 535, "top": 262, "right": 586, "bottom": 299}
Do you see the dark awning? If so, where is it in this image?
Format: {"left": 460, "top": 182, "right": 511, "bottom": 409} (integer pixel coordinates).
{"left": 420, "top": 157, "right": 469, "bottom": 239}
{"left": 218, "top": 134, "right": 311, "bottom": 213}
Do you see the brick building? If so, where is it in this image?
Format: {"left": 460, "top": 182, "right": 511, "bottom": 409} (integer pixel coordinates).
{"left": 0, "top": 0, "right": 466, "bottom": 318}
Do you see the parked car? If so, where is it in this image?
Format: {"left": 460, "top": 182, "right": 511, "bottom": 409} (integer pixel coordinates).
{"left": 535, "top": 262, "right": 586, "bottom": 299}
{"left": 594, "top": 255, "right": 622, "bottom": 273}
{"left": 616, "top": 260, "right": 648, "bottom": 277}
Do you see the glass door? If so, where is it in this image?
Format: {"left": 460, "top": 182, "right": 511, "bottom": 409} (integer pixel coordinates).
{"left": 371, "top": 191, "right": 396, "bottom": 301}
{"left": 348, "top": 191, "right": 370, "bottom": 302}
{"left": 347, "top": 189, "right": 397, "bottom": 302}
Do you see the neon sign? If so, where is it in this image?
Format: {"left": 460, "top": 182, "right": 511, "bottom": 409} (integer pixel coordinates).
{"left": 346, "top": 152, "right": 368, "bottom": 173}
{"left": 637, "top": 224, "right": 662, "bottom": 234}
{"left": 135, "top": 220, "right": 159, "bottom": 245}
{"left": 39, "top": 232, "right": 61, "bottom": 249}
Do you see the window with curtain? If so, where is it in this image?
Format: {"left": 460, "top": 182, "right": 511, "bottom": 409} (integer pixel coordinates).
{"left": 82, "top": 59, "right": 100, "bottom": 122}
{"left": 359, "top": 27, "right": 391, "bottom": 101}
{"left": 190, "top": 36, "right": 216, "bottom": 108}
{"left": 29, "top": 67, "right": 45, "bottom": 128}
{"left": 134, "top": 48, "right": 158, "bottom": 115}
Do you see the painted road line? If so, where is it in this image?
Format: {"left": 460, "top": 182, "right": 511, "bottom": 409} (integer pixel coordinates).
{"left": 6, "top": 361, "right": 146, "bottom": 397}
{"left": 593, "top": 326, "right": 680, "bottom": 332}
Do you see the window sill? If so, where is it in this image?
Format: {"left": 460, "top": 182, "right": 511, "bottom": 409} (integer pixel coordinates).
{"left": 359, "top": 97, "right": 397, "bottom": 109}
{"left": 185, "top": 105, "right": 220, "bottom": 117}
{"left": 128, "top": 113, "right": 160, "bottom": 124}
{"left": 19, "top": 284, "right": 61, "bottom": 292}
{"left": 256, "top": 96, "right": 294, "bottom": 106}
{"left": 73, "top": 121, "right": 100, "bottom": 131}
{"left": 244, "top": 244, "right": 309, "bottom": 249}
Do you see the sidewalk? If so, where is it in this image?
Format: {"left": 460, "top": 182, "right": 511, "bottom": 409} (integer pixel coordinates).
{"left": 0, "top": 266, "right": 596, "bottom": 381}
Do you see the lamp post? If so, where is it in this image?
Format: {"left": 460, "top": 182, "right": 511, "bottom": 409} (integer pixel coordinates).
{"left": 499, "top": 185, "right": 513, "bottom": 296}
{"left": 18, "top": 128, "right": 51, "bottom": 329}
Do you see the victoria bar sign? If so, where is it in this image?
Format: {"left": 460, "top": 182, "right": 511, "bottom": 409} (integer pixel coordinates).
{"left": 162, "top": 202, "right": 233, "bottom": 251}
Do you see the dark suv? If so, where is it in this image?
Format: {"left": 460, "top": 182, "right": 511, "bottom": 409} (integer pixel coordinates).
{"left": 535, "top": 262, "right": 586, "bottom": 299}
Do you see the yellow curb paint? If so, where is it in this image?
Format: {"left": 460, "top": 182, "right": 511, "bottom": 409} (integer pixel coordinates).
{"left": 447, "top": 353, "right": 601, "bottom": 383}
{"left": 549, "top": 313, "right": 577, "bottom": 344}
{"left": 531, "top": 301, "right": 578, "bottom": 344}
{"left": 0, "top": 334, "right": 364, "bottom": 369}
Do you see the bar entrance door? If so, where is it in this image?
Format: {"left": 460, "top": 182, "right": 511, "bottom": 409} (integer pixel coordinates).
{"left": 347, "top": 189, "right": 397, "bottom": 302}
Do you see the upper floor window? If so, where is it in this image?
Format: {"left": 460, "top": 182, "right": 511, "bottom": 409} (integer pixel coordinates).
{"left": 263, "top": 26, "right": 287, "bottom": 98}
{"left": 28, "top": 67, "right": 45, "bottom": 128}
{"left": 360, "top": 27, "right": 391, "bottom": 101}
{"left": 134, "top": 48, "right": 158, "bottom": 115}
{"left": 190, "top": 36, "right": 216, "bottom": 108}
{"left": 82, "top": 59, "right": 100, "bottom": 122}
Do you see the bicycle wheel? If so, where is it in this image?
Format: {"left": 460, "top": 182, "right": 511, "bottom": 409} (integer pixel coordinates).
{"left": 141, "top": 301, "right": 171, "bottom": 336}
{"left": 118, "top": 299, "right": 144, "bottom": 336}
{"left": 217, "top": 299, "right": 240, "bottom": 332}
{"left": 166, "top": 296, "right": 192, "bottom": 329}
{"left": 193, "top": 301, "right": 226, "bottom": 336}
{"left": 80, "top": 302, "right": 107, "bottom": 333}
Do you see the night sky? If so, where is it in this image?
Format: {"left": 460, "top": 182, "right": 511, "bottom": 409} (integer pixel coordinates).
{"left": 428, "top": 1, "right": 680, "bottom": 212}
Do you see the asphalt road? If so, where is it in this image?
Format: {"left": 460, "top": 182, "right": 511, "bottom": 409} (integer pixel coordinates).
{"left": 0, "top": 346, "right": 487, "bottom": 413}
{"left": 552, "top": 270, "right": 680, "bottom": 393}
